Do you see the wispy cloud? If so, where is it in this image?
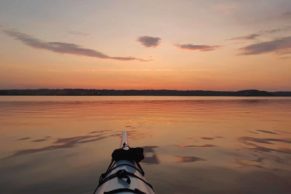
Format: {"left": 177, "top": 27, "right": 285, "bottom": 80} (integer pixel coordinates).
{"left": 230, "top": 33, "right": 261, "bottom": 41}
{"left": 230, "top": 26, "right": 291, "bottom": 41}
{"left": 240, "top": 36, "right": 291, "bottom": 55}
{"left": 282, "top": 11, "right": 291, "bottom": 19}
{"left": 4, "top": 29, "right": 147, "bottom": 62}
{"left": 264, "top": 26, "right": 291, "bottom": 34}
{"left": 137, "top": 36, "right": 161, "bottom": 47}
{"left": 176, "top": 44, "right": 220, "bottom": 51}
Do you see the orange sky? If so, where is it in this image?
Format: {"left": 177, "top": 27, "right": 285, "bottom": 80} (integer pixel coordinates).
{"left": 0, "top": 1, "right": 291, "bottom": 90}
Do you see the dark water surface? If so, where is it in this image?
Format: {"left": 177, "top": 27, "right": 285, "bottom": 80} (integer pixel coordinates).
{"left": 0, "top": 96, "right": 291, "bottom": 194}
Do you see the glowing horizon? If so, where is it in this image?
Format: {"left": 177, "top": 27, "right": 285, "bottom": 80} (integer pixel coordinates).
{"left": 1, "top": 1, "right": 291, "bottom": 90}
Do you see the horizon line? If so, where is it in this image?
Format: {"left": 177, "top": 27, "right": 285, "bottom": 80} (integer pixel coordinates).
{"left": 0, "top": 88, "right": 291, "bottom": 92}
{"left": 1, "top": 88, "right": 291, "bottom": 97}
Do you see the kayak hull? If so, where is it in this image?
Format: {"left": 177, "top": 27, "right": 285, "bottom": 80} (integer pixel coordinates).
{"left": 95, "top": 160, "right": 155, "bottom": 194}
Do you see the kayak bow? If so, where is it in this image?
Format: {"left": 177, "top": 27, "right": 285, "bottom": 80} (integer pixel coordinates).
{"left": 94, "top": 131, "right": 155, "bottom": 194}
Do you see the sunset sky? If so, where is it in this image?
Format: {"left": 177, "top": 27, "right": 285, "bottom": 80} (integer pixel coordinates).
{"left": 0, "top": 0, "right": 291, "bottom": 90}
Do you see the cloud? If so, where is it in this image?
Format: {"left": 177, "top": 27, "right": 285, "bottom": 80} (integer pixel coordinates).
{"left": 230, "top": 26, "right": 291, "bottom": 41}
{"left": 176, "top": 44, "right": 220, "bottom": 51}
{"left": 264, "top": 26, "right": 291, "bottom": 34}
{"left": 4, "top": 29, "right": 146, "bottom": 62}
{"left": 240, "top": 36, "right": 291, "bottom": 55}
{"left": 230, "top": 33, "right": 260, "bottom": 41}
{"left": 137, "top": 36, "right": 161, "bottom": 47}
{"left": 282, "top": 11, "right": 291, "bottom": 19}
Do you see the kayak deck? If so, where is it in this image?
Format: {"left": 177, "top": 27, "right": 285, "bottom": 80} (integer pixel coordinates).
{"left": 94, "top": 131, "right": 155, "bottom": 194}
{"left": 94, "top": 160, "right": 154, "bottom": 194}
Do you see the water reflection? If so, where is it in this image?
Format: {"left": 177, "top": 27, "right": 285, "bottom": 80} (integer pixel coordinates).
{"left": 240, "top": 136, "right": 291, "bottom": 145}
{"left": 256, "top": 129, "right": 278, "bottom": 135}
{"left": 31, "top": 136, "right": 51, "bottom": 142}
{"left": 0, "top": 96, "right": 291, "bottom": 194}
{"left": 6, "top": 130, "right": 120, "bottom": 158}
{"left": 17, "top": 137, "right": 31, "bottom": 141}
{"left": 143, "top": 146, "right": 159, "bottom": 164}
{"left": 201, "top": 137, "right": 215, "bottom": 140}
{"left": 176, "top": 156, "right": 204, "bottom": 163}
{"left": 181, "top": 144, "right": 216, "bottom": 148}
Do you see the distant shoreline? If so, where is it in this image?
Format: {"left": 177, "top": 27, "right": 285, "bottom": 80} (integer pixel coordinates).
{"left": 0, "top": 89, "right": 291, "bottom": 96}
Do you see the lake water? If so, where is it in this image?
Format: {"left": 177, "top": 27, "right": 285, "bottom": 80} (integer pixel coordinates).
{"left": 0, "top": 96, "right": 291, "bottom": 194}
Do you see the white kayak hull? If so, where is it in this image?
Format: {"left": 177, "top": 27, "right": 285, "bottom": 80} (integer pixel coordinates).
{"left": 95, "top": 160, "right": 154, "bottom": 194}
{"left": 94, "top": 131, "right": 155, "bottom": 194}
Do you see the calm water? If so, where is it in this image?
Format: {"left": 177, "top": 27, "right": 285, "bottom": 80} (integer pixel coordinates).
{"left": 0, "top": 96, "right": 291, "bottom": 194}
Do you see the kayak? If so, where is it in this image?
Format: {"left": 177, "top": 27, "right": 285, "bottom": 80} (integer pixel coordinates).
{"left": 93, "top": 131, "right": 155, "bottom": 194}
